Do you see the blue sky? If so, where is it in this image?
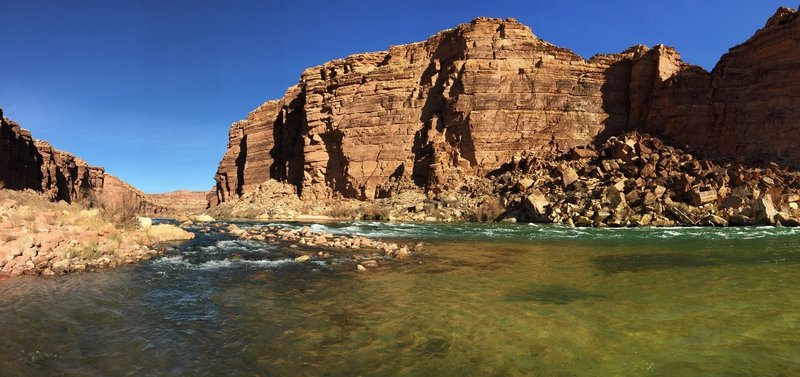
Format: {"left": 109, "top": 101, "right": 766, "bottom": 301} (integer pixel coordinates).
{"left": 0, "top": 0, "right": 791, "bottom": 193}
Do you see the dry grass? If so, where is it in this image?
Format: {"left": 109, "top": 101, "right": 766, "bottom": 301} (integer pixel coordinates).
{"left": 0, "top": 188, "right": 136, "bottom": 231}
{"left": 325, "top": 202, "right": 362, "bottom": 219}
{"left": 326, "top": 201, "right": 391, "bottom": 221}
{"left": 1, "top": 189, "right": 68, "bottom": 226}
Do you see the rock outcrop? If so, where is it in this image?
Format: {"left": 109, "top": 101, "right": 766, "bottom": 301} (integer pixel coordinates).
{"left": 0, "top": 109, "right": 45, "bottom": 192}
{"left": 205, "top": 9, "right": 800, "bottom": 205}
{"left": 2, "top": 108, "right": 106, "bottom": 202}
{"left": 0, "top": 107, "right": 182, "bottom": 216}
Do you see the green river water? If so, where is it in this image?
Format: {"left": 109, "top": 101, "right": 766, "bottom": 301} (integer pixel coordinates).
{"left": 0, "top": 221, "right": 799, "bottom": 376}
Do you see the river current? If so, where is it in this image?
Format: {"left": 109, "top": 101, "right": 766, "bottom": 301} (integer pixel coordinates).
{"left": 1, "top": 221, "right": 799, "bottom": 376}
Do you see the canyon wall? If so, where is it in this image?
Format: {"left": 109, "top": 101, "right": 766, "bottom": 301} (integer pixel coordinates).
{"left": 212, "top": 8, "right": 800, "bottom": 203}
{"left": 1, "top": 109, "right": 105, "bottom": 202}
{"left": 145, "top": 190, "right": 209, "bottom": 215}
{"left": 0, "top": 109, "right": 43, "bottom": 192}
{"left": 0, "top": 108, "right": 179, "bottom": 215}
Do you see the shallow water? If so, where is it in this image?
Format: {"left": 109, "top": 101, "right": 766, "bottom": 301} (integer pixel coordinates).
{"left": 1, "top": 222, "right": 799, "bottom": 376}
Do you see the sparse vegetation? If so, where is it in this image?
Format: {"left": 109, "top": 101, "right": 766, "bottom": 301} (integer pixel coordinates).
{"left": 360, "top": 203, "right": 390, "bottom": 221}
{"left": 1, "top": 188, "right": 192, "bottom": 277}
{"left": 325, "top": 201, "right": 363, "bottom": 219}
{"left": 98, "top": 192, "right": 140, "bottom": 229}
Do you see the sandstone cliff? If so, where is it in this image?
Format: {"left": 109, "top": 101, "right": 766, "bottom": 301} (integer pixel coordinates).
{"left": 211, "top": 10, "right": 800, "bottom": 204}
{"left": 0, "top": 107, "right": 177, "bottom": 215}
{"left": 1, "top": 108, "right": 105, "bottom": 202}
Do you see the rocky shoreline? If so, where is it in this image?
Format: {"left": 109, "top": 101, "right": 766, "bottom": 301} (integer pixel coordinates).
{"left": 205, "top": 132, "right": 800, "bottom": 228}
{"left": 488, "top": 132, "right": 800, "bottom": 227}
{"left": 0, "top": 190, "right": 194, "bottom": 278}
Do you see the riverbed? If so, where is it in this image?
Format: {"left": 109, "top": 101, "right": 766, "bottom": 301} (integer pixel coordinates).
{"left": 1, "top": 221, "right": 799, "bottom": 376}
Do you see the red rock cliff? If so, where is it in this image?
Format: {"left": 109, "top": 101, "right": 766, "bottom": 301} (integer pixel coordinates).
{"left": 1, "top": 108, "right": 174, "bottom": 214}
{"left": 211, "top": 10, "right": 800, "bottom": 204}
{"left": 1, "top": 109, "right": 106, "bottom": 202}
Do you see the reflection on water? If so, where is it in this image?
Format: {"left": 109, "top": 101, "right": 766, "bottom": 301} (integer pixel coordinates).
{"left": 1, "top": 222, "right": 800, "bottom": 376}
{"left": 505, "top": 284, "right": 604, "bottom": 305}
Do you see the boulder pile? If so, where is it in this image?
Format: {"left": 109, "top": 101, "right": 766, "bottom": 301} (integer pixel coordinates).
{"left": 496, "top": 132, "right": 800, "bottom": 227}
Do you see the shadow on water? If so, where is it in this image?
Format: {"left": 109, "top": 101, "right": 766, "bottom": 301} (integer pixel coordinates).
{"left": 505, "top": 284, "right": 603, "bottom": 305}
{"left": 591, "top": 250, "right": 800, "bottom": 274}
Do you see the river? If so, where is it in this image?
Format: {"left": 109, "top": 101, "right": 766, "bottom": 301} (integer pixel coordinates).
{"left": 1, "top": 221, "right": 799, "bottom": 376}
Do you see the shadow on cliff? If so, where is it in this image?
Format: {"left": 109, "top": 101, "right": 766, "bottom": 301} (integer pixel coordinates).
{"left": 235, "top": 135, "right": 247, "bottom": 196}
{"left": 322, "top": 129, "right": 359, "bottom": 198}
{"left": 270, "top": 93, "right": 306, "bottom": 195}
{"left": 412, "top": 31, "right": 476, "bottom": 189}
{"left": 594, "top": 60, "right": 631, "bottom": 145}
{"left": 0, "top": 118, "right": 45, "bottom": 192}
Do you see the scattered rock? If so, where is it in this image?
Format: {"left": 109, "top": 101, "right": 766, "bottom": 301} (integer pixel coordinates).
{"left": 192, "top": 214, "right": 216, "bottom": 222}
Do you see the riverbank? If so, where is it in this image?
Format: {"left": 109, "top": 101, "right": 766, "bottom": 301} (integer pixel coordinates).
{"left": 207, "top": 133, "right": 800, "bottom": 228}
{"left": 0, "top": 189, "right": 194, "bottom": 278}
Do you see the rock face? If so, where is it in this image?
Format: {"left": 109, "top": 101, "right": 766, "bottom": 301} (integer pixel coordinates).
{"left": 0, "top": 109, "right": 45, "bottom": 192}
{"left": 2, "top": 108, "right": 106, "bottom": 202}
{"left": 207, "top": 10, "right": 800, "bottom": 203}
{"left": 0, "top": 108, "right": 174, "bottom": 215}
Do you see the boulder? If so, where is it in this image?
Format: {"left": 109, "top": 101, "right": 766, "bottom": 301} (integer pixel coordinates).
{"left": 137, "top": 217, "right": 153, "bottom": 229}
{"left": 561, "top": 167, "right": 579, "bottom": 187}
{"left": 523, "top": 189, "right": 550, "bottom": 222}
{"left": 517, "top": 178, "right": 535, "bottom": 191}
{"left": 751, "top": 195, "right": 778, "bottom": 225}
{"left": 689, "top": 189, "right": 718, "bottom": 206}
{"left": 52, "top": 260, "right": 71, "bottom": 275}
{"left": 146, "top": 224, "right": 195, "bottom": 242}
{"left": 700, "top": 215, "right": 728, "bottom": 227}
{"left": 720, "top": 195, "right": 745, "bottom": 209}
{"left": 774, "top": 212, "right": 800, "bottom": 227}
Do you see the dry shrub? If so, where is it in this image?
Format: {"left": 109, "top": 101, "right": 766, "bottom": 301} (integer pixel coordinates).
{"left": 361, "top": 203, "right": 390, "bottom": 221}
{"left": 325, "top": 202, "right": 362, "bottom": 219}
{"left": 326, "top": 201, "right": 390, "bottom": 221}
{"left": 98, "top": 192, "right": 140, "bottom": 229}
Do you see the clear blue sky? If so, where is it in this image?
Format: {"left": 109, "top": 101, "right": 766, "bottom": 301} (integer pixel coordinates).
{"left": 0, "top": 0, "right": 791, "bottom": 193}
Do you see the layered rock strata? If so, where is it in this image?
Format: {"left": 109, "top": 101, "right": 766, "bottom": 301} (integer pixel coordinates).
{"left": 145, "top": 191, "right": 209, "bottom": 215}
{"left": 212, "top": 8, "right": 800, "bottom": 206}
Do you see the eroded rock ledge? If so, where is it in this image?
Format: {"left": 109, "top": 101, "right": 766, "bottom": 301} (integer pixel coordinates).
{"left": 211, "top": 8, "right": 800, "bottom": 218}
